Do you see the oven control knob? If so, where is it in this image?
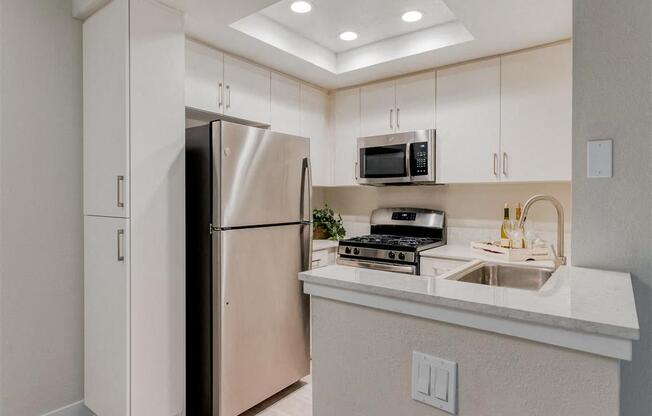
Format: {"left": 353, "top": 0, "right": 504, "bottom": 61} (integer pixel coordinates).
{"left": 345, "top": 247, "right": 351, "bottom": 254}
{"left": 353, "top": 248, "right": 360, "bottom": 255}
{"left": 388, "top": 251, "right": 396, "bottom": 259}
{"left": 398, "top": 252, "right": 405, "bottom": 260}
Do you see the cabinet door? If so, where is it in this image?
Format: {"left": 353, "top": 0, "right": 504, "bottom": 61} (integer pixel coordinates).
{"left": 224, "top": 54, "right": 271, "bottom": 125}
{"left": 360, "top": 80, "right": 396, "bottom": 136}
{"left": 395, "top": 71, "right": 436, "bottom": 133}
{"left": 301, "top": 84, "right": 332, "bottom": 186}
{"left": 84, "top": 216, "right": 130, "bottom": 416}
{"left": 500, "top": 42, "right": 572, "bottom": 182}
{"left": 334, "top": 88, "right": 360, "bottom": 186}
{"left": 271, "top": 72, "right": 302, "bottom": 135}
{"left": 83, "top": 0, "right": 129, "bottom": 217}
{"left": 436, "top": 58, "right": 501, "bottom": 183}
{"left": 185, "top": 39, "right": 224, "bottom": 114}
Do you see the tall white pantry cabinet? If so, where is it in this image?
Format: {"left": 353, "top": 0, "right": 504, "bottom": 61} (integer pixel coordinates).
{"left": 82, "top": 0, "right": 185, "bottom": 415}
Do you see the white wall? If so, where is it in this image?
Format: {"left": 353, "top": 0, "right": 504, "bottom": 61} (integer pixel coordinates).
{"left": 0, "top": 1, "right": 84, "bottom": 415}
{"left": 572, "top": 1, "right": 652, "bottom": 415}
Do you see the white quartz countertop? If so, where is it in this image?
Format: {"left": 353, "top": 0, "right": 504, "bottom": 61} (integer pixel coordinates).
{"left": 312, "top": 239, "right": 339, "bottom": 251}
{"left": 421, "top": 244, "right": 557, "bottom": 269}
{"left": 299, "top": 264, "right": 640, "bottom": 342}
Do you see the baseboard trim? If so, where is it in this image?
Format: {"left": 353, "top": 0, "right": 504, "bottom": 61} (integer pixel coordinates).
{"left": 41, "top": 401, "right": 94, "bottom": 416}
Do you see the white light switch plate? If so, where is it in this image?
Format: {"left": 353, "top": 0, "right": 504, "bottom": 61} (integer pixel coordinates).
{"left": 412, "top": 351, "right": 457, "bottom": 414}
{"left": 587, "top": 139, "right": 613, "bottom": 178}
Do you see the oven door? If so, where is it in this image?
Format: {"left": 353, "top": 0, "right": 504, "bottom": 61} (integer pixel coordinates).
{"left": 337, "top": 257, "right": 417, "bottom": 275}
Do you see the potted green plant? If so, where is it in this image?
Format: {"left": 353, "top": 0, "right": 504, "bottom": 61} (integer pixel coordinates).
{"left": 312, "top": 205, "right": 346, "bottom": 240}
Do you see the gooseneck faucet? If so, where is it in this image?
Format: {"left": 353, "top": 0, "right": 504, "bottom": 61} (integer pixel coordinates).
{"left": 517, "top": 194, "right": 566, "bottom": 267}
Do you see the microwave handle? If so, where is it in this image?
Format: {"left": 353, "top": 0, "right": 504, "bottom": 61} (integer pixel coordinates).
{"left": 405, "top": 143, "right": 412, "bottom": 178}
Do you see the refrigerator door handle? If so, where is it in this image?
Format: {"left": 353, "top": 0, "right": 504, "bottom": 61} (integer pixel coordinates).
{"left": 300, "top": 157, "right": 313, "bottom": 270}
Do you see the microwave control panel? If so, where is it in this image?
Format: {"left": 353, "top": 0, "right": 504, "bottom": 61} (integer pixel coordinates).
{"left": 410, "top": 142, "right": 429, "bottom": 176}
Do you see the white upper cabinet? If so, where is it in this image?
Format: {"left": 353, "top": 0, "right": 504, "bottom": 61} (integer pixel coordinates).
{"left": 334, "top": 88, "right": 360, "bottom": 186}
{"left": 360, "top": 80, "right": 396, "bottom": 137}
{"left": 436, "top": 58, "right": 501, "bottom": 183}
{"left": 83, "top": 0, "right": 129, "bottom": 217}
{"left": 185, "top": 40, "right": 223, "bottom": 114}
{"left": 301, "top": 84, "right": 332, "bottom": 186}
{"left": 395, "top": 71, "right": 436, "bottom": 133}
{"left": 500, "top": 42, "right": 572, "bottom": 182}
{"left": 184, "top": 40, "right": 271, "bottom": 125}
{"left": 360, "top": 72, "right": 436, "bottom": 137}
{"left": 223, "top": 55, "right": 271, "bottom": 125}
{"left": 271, "top": 72, "right": 302, "bottom": 135}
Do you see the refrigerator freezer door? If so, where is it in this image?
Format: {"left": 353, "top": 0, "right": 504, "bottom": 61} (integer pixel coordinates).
{"left": 213, "top": 121, "right": 310, "bottom": 228}
{"left": 214, "top": 224, "right": 311, "bottom": 416}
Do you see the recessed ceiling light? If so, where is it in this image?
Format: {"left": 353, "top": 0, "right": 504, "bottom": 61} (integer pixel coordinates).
{"left": 290, "top": 1, "right": 312, "bottom": 13}
{"left": 402, "top": 10, "right": 423, "bottom": 22}
{"left": 339, "top": 31, "right": 358, "bottom": 41}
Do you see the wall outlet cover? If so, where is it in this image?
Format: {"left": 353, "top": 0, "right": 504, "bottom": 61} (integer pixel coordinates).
{"left": 587, "top": 139, "right": 613, "bottom": 178}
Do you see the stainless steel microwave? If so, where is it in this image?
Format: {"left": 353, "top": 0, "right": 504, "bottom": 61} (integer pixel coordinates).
{"left": 356, "top": 130, "right": 436, "bottom": 185}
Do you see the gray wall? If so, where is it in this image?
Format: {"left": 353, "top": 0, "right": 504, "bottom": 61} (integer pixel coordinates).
{"left": 0, "top": 1, "right": 84, "bottom": 415}
{"left": 572, "top": 1, "right": 652, "bottom": 415}
{"left": 312, "top": 298, "right": 621, "bottom": 416}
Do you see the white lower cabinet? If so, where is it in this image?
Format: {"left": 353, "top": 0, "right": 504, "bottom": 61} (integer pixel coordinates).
{"left": 334, "top": 88, "right": 360, "bottom": 186}
{"left": 84, "top": 216, "right": 130, "bottom": 416}
{"left": 312, "top": 247, "right": 337, "bottom": 269}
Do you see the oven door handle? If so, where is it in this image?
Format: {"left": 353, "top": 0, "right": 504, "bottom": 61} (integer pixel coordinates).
{"left": 337, "top": 257, "right": 417, "bottom": 274}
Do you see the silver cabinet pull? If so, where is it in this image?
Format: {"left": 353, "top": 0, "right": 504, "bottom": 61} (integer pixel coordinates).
{"left": 396, "top": 108, "right": 400, "bottom": 130}
{"left": 355, "top": 161, "right": 359, "bottom": 180}
{"left": 117, "top": 229, "right": 125, "bottom": 262}
{"left": 218, "top": 83, "right": 223, "bottom": 108}
{"left": 389, "top": 109, "right": 393, "bottom": 130}
{"left": 117, "top": 175, "right": 125, "bottom": 208}
{"left": 493, "top": 153, "right": 498, "bottom": 176}
{"left": 226, "top": 85, "right": 231, "bottom": 109}
{"left": 502, "top": 152, "right": 508, "bottom": 176}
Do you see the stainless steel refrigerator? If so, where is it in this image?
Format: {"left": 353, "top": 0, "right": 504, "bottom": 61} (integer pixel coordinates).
{"left": 186, "top": 121, "right": 312, "bottom": 416}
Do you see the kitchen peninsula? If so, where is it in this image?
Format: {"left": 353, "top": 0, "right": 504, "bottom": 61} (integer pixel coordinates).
{"left": 300, "top": 261, "right": 639, "bottom": 416}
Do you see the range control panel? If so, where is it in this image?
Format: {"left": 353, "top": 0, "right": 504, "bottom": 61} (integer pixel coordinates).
{"left": 410, "top": 142, "right": 429, "bottom": 176}
{"left": 391, "top": 212, "right": 417, "bottom": 221}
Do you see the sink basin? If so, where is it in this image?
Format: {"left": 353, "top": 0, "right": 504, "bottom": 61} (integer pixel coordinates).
{"left": 448, "top": 263, "right": 553, "bottom": 291}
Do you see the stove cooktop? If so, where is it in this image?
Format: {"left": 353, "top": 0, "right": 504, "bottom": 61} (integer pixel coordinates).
{"left": 340, "top": 234, "right": 444, "bottom": 252}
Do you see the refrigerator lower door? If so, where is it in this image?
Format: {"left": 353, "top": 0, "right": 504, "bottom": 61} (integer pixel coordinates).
{"left": 214, "top": 224, "right": 311, "bottom": 416}
{"left": 213, "top": 121, "right": 311, "bottom": 228}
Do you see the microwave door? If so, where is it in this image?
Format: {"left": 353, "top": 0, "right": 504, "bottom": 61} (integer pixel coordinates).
{"left": 358, "top": 144, "right": 410, "bottom": 184}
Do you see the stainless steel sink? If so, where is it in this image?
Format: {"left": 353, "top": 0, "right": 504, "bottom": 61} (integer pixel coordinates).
{"left": 448, "top": 263, "right": 553, "bottom": 291}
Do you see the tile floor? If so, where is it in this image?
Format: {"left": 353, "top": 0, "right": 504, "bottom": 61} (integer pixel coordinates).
{"left": 241, "top": 376, "right": 312, "bottom": 416}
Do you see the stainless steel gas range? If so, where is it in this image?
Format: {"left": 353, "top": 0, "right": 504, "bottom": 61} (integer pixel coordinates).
{"left": 337, "top": 208, "right": 446, "bottom": 275}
